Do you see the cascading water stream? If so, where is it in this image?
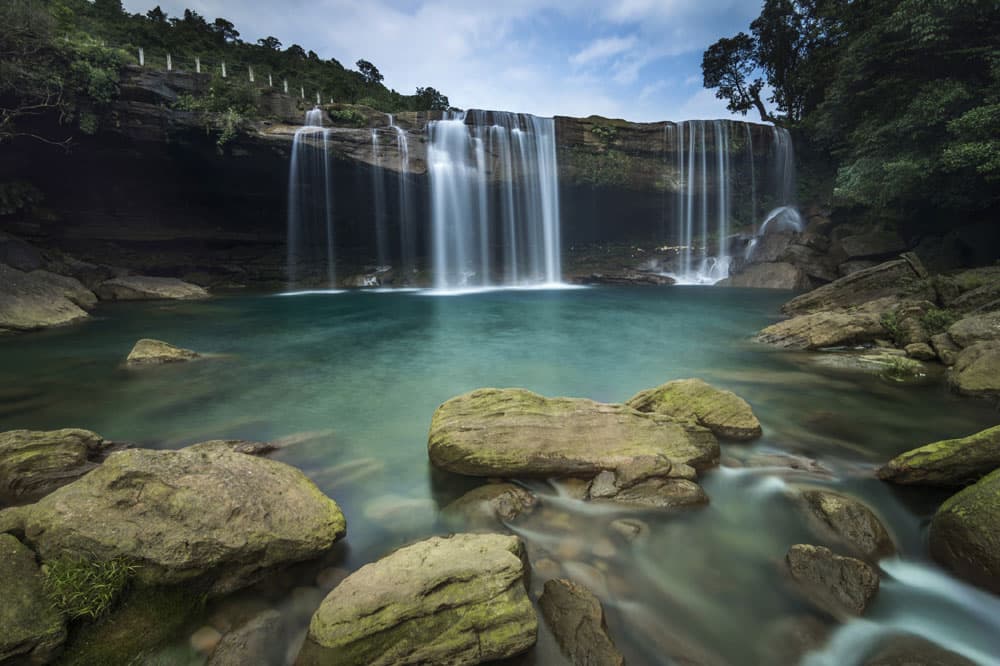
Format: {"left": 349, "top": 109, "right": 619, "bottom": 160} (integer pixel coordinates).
{"left": 427, "top": 111, "right": 562, "bottom": 290}
{"left": 286, "top": 108, "right": 335, "bottom": 288}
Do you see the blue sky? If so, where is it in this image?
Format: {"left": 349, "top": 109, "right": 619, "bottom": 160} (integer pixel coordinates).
{"left": 121, "top": 0, "right": 764, "bottom": 122}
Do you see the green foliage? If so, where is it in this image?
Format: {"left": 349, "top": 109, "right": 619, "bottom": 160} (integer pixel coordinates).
{"left": 591, "top": 125, "right": 618, "bottom": 146}
{"left": 569, "top": 147, "right": 634, "bottom": 188}
{"left": 328, "top": 108, "right": 366, "bottom": 127}
{"left": 0, "top": 180, "right": 44, "bottom": 215}
{"left": 922, "top": 307, "right": 958, "bottom": 335}
{"left": 878, "top": 355, "right": 926, "bottom": 382}
{"left": 43, "top": 555, "right": 137, "bottom": 621}
{"left": 880, "top": 311, "right": 901, "bottom": 341}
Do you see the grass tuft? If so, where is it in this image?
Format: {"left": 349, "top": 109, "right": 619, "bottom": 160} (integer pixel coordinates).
{"left": 43, "top": 555, "right": 138, "bottom": 621}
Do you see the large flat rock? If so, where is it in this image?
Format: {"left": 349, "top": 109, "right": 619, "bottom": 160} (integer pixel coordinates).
{"left": 297, "top": 534, "right": 537, "bottom": 666}
{"left": 0, "top": 446, "right": 346, "bottom": 595}
{"left": 0, "top": 263, "right": 94, "bottom": 332}
{"left": 95, "top": 275, "right": 209, "bottom": 300}
{"left": 428, "top": 388, "right": 720, "bottom": 476}
{"left": 878, "top": 424, "right": 1000, "bottom": 487}
{"left": 756, "top": 308, "right": 886, "bottom": 350}
{"left": 780, "top": 257, "right": 931, "bottom": 316}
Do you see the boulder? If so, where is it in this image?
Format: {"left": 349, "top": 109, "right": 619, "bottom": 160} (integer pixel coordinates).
{"left": 948, "top": 341, "right": 1000, "bottom": 398}
{"left": 947, "top": 311, "right": 1000, "bottom": 348}
{"left": 756, "top": 308, "right": 885, "bottom": 350}
{"left": 442, "top": 483, "right": 538, "bottom": 531}
{"left": 929, "top": 468, "right": 1000, "bottom": 594}
{"left": 296, "top": 534, "right": 537, "bottom": 666}
{"left": 208, "top": 609, "right": 285, "bottom": 666}
{"left": 0, "top": 534, "right": 67, "bottom": 664}
{"left": 574, "top": 271, "right": 675, "bottom": 286}
{"left": 539, "top": 578, "right": 624, "bottom": 666}
{"left": 893, "top": 301, "right": 934, "bottom": 346}
{"left": 31, "top": 270, "right": 99, "bottom": 309}
{"left": 718, "top": 262, "right": 811, "bottom": 290}
{"left": 796, "top": 489, "right": 895, "bottom": 560}
{"left": 0, "top": 428, "right": 115, "bottom": 505}
{"left": 930, "top": 333, "right": 960, "bottom": 365}
{"left": 0, "top": 446, "right": 346, "bottom": 595}
{"left": 0, "top": 263, "right": 92, "bottom": 331}
{"left": 125, "top": 338, "right": 201, "bottom": 366}
{"left": 586, "top": 458, "right": 707, "bottom": 509}
{"left": 877, "top": 425, "right": 1000, "bottom": 487}
{"left": 0, "top": 232, "right": 44, "bottom": 271}
{"left": 626, "top": 378, "right": 763, "bottom": 441}
{"left": 428, "top": 388, "right": 720, "bottom": 476}
{"left": 838, "top": 229, "right": 907, "bottom": 260}
{"left": 949, "top": 273, "right": 1000, "bottom": 314}
{"left": 862, "top": 634, "right": 976, "bottom": 666}
{"left": 94, "top": 275, "right": 209, "bottom": 301}
{"left": 905, "top": 342, "right": 936, "bottom": 360}
{"left": 755, "top": 615, "right": 830, "bottom": 666}
{"left": 785, "top": 544, "right": 879, "bottom": 619}
{"left": 780, "top": 257, "right": 931, "bottom": 316}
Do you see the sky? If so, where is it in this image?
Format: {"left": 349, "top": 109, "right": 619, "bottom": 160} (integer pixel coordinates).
{"left": 121, "top": 0, "right": 764, "bottom": 122}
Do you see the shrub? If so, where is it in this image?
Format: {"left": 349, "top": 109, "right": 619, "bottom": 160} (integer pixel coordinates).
{"left": 921, "top": 307, "right": 958, "bottom": 335}
{"left": 43, "top": 555, "right": 137, "bottom": 621}
{"left": 328, "top": 108, "right": 366, "bottom": 127}
{"left": 879, "top": 311, "right": 900, "bottom": 341}
{"left": 878, "top": 355, "right": 925, "bottom": 382}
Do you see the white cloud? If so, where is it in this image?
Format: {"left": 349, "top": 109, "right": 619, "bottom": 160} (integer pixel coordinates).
{"left": 569, "top": 36, "right": 636, "bottom": 67}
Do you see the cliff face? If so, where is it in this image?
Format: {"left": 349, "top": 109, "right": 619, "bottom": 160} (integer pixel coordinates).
{"left": 0, "top": 67, "right": 779, "bottom": 287}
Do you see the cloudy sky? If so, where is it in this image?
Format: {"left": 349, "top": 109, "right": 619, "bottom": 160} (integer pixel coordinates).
{"left": 121, "top": 0, "right": 763, "bottom": 122}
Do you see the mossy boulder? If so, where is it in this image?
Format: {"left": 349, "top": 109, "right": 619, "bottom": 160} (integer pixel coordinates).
{"left": 796, "top": 489, "right": 895, "bottom": 560}
{"left": 878, "top": 425, "right": 1000, "bottom": 486}
{"left": 0, "top": 428, "right": 116, "bottom": 505}
{"left": 780, "top": 257, "right": 931, "bottom": 316}
{"left": 948, "top": 341, "right": 1000, "bottom": 399}
{"left": 442, "top": 483, "right": 538, "bottom": 531}
{"left": 785, "top": 544, "right": 879, "bottom": 619}
{"left": 428, "top": 388, "right": 719, "bottom": 477}
{"left": 296, "top": 534, "right": 537, "bottom": 666}
{"left": 539, "top": 578, "right": 624, "bottom": 666}
{"left": 0, "top": 263, "right": 93, "bottom": 332}
{"left": 929, "top": 468, "right": 1000, "bottom": 594}
{"left": 0, "top": 446, "right": 346, "bottom": 595}
{"left": 94, "top": 275, "right": 209, "bottom": 301}
{"left": 125, "top": 338, "right": 201, "bottom": 366}
{"left": 0, "top": 533, "right": 67, "bottom": 664}
{"left": 947, "top": 311, "right": 1000, "bottom": 348}
{"left": 626, "top": 378, "right": 762, "bottom": 441}
{"left": 755, "top": 308, "right": 887, "bottom": 350}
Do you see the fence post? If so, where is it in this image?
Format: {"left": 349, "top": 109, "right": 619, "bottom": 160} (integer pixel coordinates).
{"left": 316, "top": 91, "right": 321, "bottom": 105}
{"left": 268, "top": 73, "right": 273, "bottom": 87}
{"left": 166, "top": 53, "right": 172, "bottom": 71}
{"left": 195, "top": 56, "right": 201, "bottom": 74}
{"left": 138, "top": 47, "right": 144, "bottom": 67}
{"left": 249, "top": 66, "right": 255, "bottom": 83}
{"left": 300, "top": 86, "right": 305, "bottom": 99}
{"left": 221, "top": 62, "right": 227, "bottom": 78}
{"left": 283, "top": 79, "right": 289, "bottom": 94}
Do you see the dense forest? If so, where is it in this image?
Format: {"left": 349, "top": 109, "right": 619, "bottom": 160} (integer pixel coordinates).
{"left": 703, "top": 0, "right": 999, "bottom": 231}
{"left": 0, "top": 0, "right": 451, "bottom": 147}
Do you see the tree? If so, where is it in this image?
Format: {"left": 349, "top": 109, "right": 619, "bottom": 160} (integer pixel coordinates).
{"left": 356, "top": 59, "right": 383, "bottom": 85}
{"left": 146, "top": 6, "right": 167, "bottom": 23}
{"left": 257, "top": 36, "right": 281, "bottom": 50}
{"left": 211, "top": 18, "right": 240, "bottom": 43}
{"left": 414, "top": 86, "right": 449, "bottom": 111}
{"left": 285, "top": 44, "right": 306, "bottom": 60}
{"left": 702, "top": 33, "right": 771, "bottom": 122}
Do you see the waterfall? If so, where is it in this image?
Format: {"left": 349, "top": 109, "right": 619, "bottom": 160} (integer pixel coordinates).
{"left": 666, "top": 120, "right": 799, "bottom": 284}
{"left": 371, "top": 123, "right": 389, "bottom": 268}
{"left": 427, "top": 110, "right": 561, "bottom": 290}
{"left": 393, "top": 118, "right": 416, "bottom": 281}
{"left": 286, "top": 108, "right": 335, "bottom": 288}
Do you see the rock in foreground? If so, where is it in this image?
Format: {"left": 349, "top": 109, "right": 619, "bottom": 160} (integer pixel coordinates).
{"left": 929, "top": 468, "right": 1000, "bottom": 594}
{"left": 1, "top": 446, "right": 346, "bottom": 595}
{"left": 0, "top": 264, "right": 94, "bottom": 332}
{"left": 948, "top": 341, "right": 1000, "bottom": 399}
{"left": 626, "top": 378, "right": 762, "bottom": 441}
{"left": 126, "top": 338, "right": 201, "bottom": 366}
{"left": 0, "top": 428, "right": 115, "bottom": 505}
{"left": 878, "top": 425, "right": 1000, "bottom": 487}
{"left": 297, "top": 534, "right": 537, "bottom": 666}
{"left": 95, "top": 275, "right": 209, "bottom": 301}
{"left": 539, "top": 578, "right": 624, "bottom": 666}
{"left": 797, "top": 489, "right": 895, "bottom": 560}
{"left": 785, "top": 544, "right": 879, "bottom": 619}
{"left": 428, "top": 388, "right": 719, "bottom": 476}
{"left": 0, "top": 534, "right": 67, "bottom": 664}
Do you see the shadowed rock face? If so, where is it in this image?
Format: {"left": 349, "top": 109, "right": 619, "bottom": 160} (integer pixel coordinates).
{"left": 878, "top": 424, "right": 1000, "bottom": 487}
{"left": 0, "top": 446, "right": 346, "bottom": 595}
{"left": 94, "top": 275, "right": 209, "bottom": 300}
{"left": 427, "top": 388, "right": 720, "bottom": 476}
{"left": 929, "top": 468, "right": 1000, "bottom": 594}
{"left": 797, "top": 489, "right": 896, "bottom": 560}
{"left": 0, "top": 534, "right": 67, "bottom": 664}
{"left": 785, "top": 544, "right": 880, "bottom": 619}
{"left": 948, "top": 341, "right": 1000, "bottom": 399}
{"left": 780, "top": 256, "right": 932, "bottom": 316}
{"left": 539, "top": 578, "right": 624, "bottom": 666}
{"left": 297, "top": 534, "right": 537, "bottom": 666}
{"left": 0, "top": 428, "right": 115, "bottom": 505}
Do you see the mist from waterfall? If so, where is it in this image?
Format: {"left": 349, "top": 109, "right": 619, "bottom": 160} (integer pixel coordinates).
{"left": 286, "top": 108, "right": 335, "bottom": 288}
{"left": 665, "top": 121, "right": 799, "bottom": 285}
{"left": 427, "top": 110, "right": 562, "bottom": 290}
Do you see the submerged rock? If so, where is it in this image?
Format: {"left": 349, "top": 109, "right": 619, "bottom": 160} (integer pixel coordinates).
{"left": 756, "top": 614, "right": 830, "bottom": 666}
{"left": 785, "top": 544, "right": 879, "bottom": 619}
{"left": 208, "top": 609, "right": 285, "bottom": 666}
{"left": 428, "top": 388, "right": 720, "bottom": 476}
{"left": 929, "top": 468, "right": 1000, "bottom": 594}
{"left": 0, "top": 263, "right": 94, "bottom": 332}
{"left": 796, "top": 489, "right": 895, "bottom": 560}
{"left": 539, "top": 578, "right": 624, "bottom": 666}
{"left": 0, "top": 446, "right": 346, "bottom": 595}
{"left": 862, "top": 634, "right": 976, "bottom": 666}
{"left": 125, "top": 338, "right": 201, "bottom": 366}
{"left": 878, "top": 424, "right": 1000, "bottom": 487}
{"left": 574, "top": 271, "right": 675, "bottom": 286}
{"left": 442, "top": 483, "right": 538, "bottom": 531}
{"left": 0, "top": 428, "right": 116, "bottom": 505}
{"left": 296, "top": 534, "right": 537, "bottom": 666}
{"left": 626, "top": 377, "right": 763, "bottom": 441}
{"left": 95, "top": 275, "right": 209, "bottom": 301}
{"left": 0, "top": 533, "right": 67, "bottom": 664}
{"left": 948, "top": 341, "right": 1000, "bottom": 398}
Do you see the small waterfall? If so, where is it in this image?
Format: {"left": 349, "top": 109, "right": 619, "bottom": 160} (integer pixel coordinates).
{"left": 393, "top": 118, "right": 416, "bottom": 281}
{"left": 371, "top": 122, "right": 389, "bottom": 268}
{"left": 427, "top": 111, "right": 561, "bottom": 290}
{"left": 286, "top": 108, "right": 335, "bottom": 288}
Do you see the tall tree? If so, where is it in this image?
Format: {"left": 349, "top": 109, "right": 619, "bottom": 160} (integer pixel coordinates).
{"left": 356, "top": 59, "right": 383, "bottom": 86}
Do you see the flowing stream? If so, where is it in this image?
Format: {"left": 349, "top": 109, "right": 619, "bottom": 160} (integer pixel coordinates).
{"left": 1, "top": 288, "right": 998, "bottom": 664}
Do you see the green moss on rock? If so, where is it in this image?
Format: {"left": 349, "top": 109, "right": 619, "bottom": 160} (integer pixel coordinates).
{"left": 929, "top": 468, "right": 1000, "bottom": 594}
{"left": 878, "top": 425, "right": 1000, "bottom": 486}
{"left": 626, "top": 378, "right": 762, "bottom": 441}
{"left": 0, "top": 533, "right": 67, "bottom": 664}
